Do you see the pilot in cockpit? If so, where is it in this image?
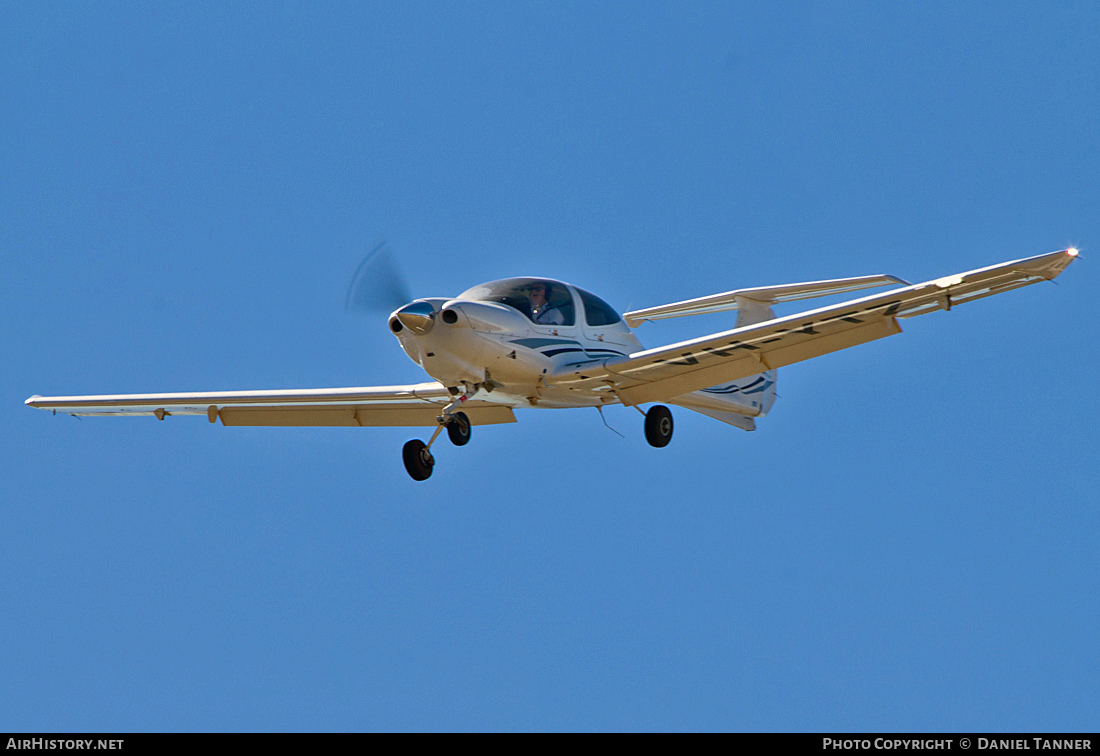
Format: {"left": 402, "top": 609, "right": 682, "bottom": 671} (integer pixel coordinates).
{"left": 527, "top": 282, "right": 564, "bottom": 325}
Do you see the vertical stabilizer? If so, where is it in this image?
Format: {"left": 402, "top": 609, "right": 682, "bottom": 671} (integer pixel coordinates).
{"left": 732, "top": 296, "right": 777, "bottom": 415}
{"left": 671, "top": 295, "right": 778, "bottom": 428}
{"left": 733, "top": 296, "right": 775, "bottom": 329}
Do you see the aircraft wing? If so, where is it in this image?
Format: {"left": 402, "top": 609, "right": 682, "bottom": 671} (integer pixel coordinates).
{"left": 25, "top": 382, "right": 516, "bottom": 427}
{"left": 551, "top": 249, "right": 1078, "bottom": 405}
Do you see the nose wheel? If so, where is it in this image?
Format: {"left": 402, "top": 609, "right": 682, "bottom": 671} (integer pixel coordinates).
{"left": 401, "top": 411, "right": 474, "bottom": 481}
{"left": 446, "top": 411, "right": 471, "bottom": 446}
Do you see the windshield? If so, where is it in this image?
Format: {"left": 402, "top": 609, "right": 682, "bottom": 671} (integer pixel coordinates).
{"left": 459, "top": 278, "right": 576, "bottom": 326}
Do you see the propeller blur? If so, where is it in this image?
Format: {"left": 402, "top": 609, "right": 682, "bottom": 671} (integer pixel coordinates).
{"left": 345, "top": 240, "right": 412, "bottom": 315}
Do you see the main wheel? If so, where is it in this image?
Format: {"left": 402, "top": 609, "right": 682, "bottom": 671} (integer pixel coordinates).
{"left": 644, "top": 405, "right": 674, "bottom": 448}
{"left": 402, "top": 439, "right": 434, "bottom": 481}
{"left": 446, "top": 411, "right": 472, "bottom": 446}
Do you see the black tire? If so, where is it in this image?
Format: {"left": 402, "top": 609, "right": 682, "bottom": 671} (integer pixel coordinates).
{"left": 644, "top": 405, "right": 674, "bottom": 448}
{"left": 446, "top": 411, "right": 472, "bottom": 446}
{"left": 402, "top": 439, "right": 434, "bottom": 481}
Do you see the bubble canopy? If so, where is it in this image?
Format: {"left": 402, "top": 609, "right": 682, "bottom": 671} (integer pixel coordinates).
{"left": 458, "top": 278, "right": 623, "bottom": 327}
{"left": 458, "top": 278, "right": 576, "bottom": 325}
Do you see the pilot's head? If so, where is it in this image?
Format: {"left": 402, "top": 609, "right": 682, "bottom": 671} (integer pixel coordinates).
{"left": 527, "top": 282, "right": 550, "bottom": 307}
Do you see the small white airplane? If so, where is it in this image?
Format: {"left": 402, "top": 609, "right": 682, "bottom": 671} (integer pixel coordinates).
{"left": 27, "top": 248, "right": 1078, "bottom": 480}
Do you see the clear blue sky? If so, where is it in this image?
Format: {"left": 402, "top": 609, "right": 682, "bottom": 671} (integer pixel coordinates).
{"left": 2, "top": 1, "right": 1097, "bottom": 732}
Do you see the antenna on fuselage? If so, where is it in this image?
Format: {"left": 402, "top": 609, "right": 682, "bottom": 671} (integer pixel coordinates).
{"left": 596, "top": 405, "right": 625, "bottom": 438}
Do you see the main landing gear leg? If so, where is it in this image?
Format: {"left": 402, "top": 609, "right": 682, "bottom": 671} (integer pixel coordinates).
{"left": 401, "top": 394, "right": 474, "bottom": 481}
{"left": 403, "top": 422, "right": 445, "bottom": 481}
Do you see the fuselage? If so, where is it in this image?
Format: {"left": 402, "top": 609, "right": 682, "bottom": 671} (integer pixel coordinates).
{"left": 389, "top": 277, "right": 643, "bottom": 409}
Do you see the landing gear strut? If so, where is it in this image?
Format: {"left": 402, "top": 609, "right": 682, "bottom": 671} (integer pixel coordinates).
{"left": 401, "top": 402, "right": 475, "bottom": 481}
{"left": 644, "top": 405, "right": 673, "bottom": 447}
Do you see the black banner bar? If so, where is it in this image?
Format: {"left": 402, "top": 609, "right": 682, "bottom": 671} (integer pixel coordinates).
{"left": 2, "top": 732, "right": 1098, "bottom": 741}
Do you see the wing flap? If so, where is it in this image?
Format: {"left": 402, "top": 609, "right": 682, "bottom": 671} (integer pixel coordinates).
{"left": 614, "top": 316, "right": 901, "bottom": 405}
{"left": 756, "top": 316, "right": 902, "bottom": 371}
{"left": 218, "top": 405, "right": 515, "bottom": 427}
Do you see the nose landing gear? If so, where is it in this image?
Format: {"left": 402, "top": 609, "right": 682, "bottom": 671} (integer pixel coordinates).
{"left": 446, "top": 411, "right": 471, "bottom": 446}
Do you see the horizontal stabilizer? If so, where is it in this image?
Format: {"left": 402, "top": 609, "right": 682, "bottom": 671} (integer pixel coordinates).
{"left": 671, "top": 404, "right": 756, "bottom": 431}
{"left": 624, "top": 274, "right": 909, "bottom": 327}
